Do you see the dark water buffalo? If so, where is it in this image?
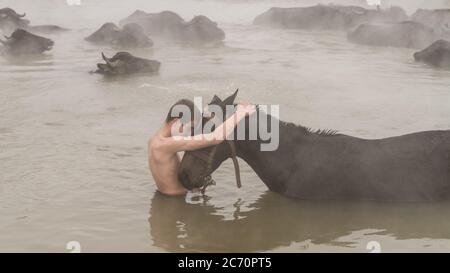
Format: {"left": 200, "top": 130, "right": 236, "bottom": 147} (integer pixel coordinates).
{"left": 86, "top": 22, "right": 153, "bottom": 48}
{"left": 414, "top": 40, "right": 450, "bottom": 68}
{"left": 412, "top": 9, "right": 450, "bottom": 39}
{"left": 0, "top": 7, "right": 67, "bottom": 35}
{"left": 179, "top": 91, "right": 450, "bottom": 202}
{"left": 0, "top": 29, "right": 54, "bottom": 55}
{"left": 119, "top": 10, "right": 225, "bottom": 43}
{"left": 95, "top": 52, "right": 160, "bottom": 76}
{"left": 348, "top": 21, "right": 439, "bottom": 49}
{"left": 0, "top": 7, "right": 29, "bottom": 33}
{"left": 253, "top": 5, "right": 408, "bottom": 30}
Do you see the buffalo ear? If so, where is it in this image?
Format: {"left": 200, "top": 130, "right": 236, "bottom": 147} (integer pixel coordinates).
{"left": 222, "top": 89, "right": 239, "bottom": 106}
{"left": 209, "top": 95, "right": 222, "bottom": 105}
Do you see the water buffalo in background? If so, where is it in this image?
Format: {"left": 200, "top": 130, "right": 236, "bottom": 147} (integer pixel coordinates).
{"left": 253, "top": 5, "right": 408, "bottom": 31}
{"left": 179, "top": 91, "right": 450, "bottom": 202}
{"left": 348, "top": 21, "right": 439, "bottom": 49}
{"left": 0, "top": 7, "right": 29, "bottom": 34}
{"left": 119, "top": 10, "right": 225, "bottom": 44}
{"left": 94, "top": 52, "right": 160, "bottom": 76}
{"left": 412, "top": 9, "right": 450, "bottom": 39}
{"left": 0, "top": 7, "right": 68, "bottom": 35}
{"left": 86, "top": 22, "right": 153, "bottom": 48}
{"left": 0, "top": 28, "right": 54, "bottom": 55}
{"left": 414, "top": 40, "right": 450, "bottom": 68}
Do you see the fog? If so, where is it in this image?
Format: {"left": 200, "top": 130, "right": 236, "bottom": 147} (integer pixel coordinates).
{"left": 381, "top": 0, "right": 449, "bottom": 12}
{"left": 2, "top": 0, "right": 450, "bottom": 28}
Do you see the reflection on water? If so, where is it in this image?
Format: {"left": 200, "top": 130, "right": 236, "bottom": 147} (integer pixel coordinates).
{"left": 1, "top": 0, "right": 450, "bottom": 252}
{"left": 150, "top": 191, "right": 450, "bottom": 252}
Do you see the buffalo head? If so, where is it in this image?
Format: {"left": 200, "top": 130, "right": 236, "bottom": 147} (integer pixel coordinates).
{"left": 95, "top": 52, "right": 160, "bottom": 75}
{"left": 0, "top": 29, "right": 54, "bottom": 55}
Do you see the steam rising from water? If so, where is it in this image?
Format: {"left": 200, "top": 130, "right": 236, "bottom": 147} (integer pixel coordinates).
{"left": 1, "top": 0, "right": 449, "bottom": 28}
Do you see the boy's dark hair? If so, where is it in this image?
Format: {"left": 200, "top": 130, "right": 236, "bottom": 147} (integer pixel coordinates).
{"left": 166, "top": 99, "right": 200, "bottom": 124}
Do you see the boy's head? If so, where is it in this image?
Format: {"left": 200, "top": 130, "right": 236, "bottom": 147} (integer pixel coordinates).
{"left": 166, "top": 99, "right": 201, "bottom": 136}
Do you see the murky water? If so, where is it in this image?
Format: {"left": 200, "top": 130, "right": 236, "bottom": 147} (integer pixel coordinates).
{"left": 1, "top": 0, "right": 450, "bottom": 252}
